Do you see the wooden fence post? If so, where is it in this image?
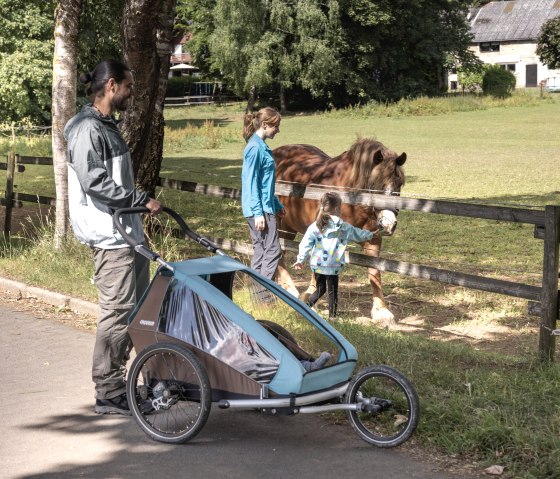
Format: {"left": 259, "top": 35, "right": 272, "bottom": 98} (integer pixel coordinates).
{"left": 3, "top": 152, "right": 15, "bottom": 238}
{"left": 538, "top": 205, "right": 560, "bottom": 362}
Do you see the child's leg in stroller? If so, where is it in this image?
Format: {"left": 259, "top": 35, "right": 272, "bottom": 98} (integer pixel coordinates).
{"left": 326, "top": 274, "right": 339, "bottom": 318}
{"left": 307, "top": 272, "right": 327, "bottom": 307}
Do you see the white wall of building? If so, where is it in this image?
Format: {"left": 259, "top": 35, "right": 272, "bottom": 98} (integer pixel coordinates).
{"left": 449, "top": 41, "right": 560, "bottom": 91}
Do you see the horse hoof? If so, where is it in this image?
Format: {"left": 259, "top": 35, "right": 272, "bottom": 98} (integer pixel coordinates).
{"left": 300, "top": 292, "right": 311, "bottom": 302}
{"left": 371, "top": 307, "right": 396, "bottom": 327}
{"left": 286, "top": 287, "right": 299, "bottom": 298}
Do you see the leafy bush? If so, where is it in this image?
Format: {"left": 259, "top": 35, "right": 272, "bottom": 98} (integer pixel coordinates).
{"left": 458, "top": 68, "right": 484, "bottom": 93}
{"left": 482, "top": 65, "right": 516, "bottom": 98}
{"left": 166, "top": 77, "right": 191, "bottom": 97}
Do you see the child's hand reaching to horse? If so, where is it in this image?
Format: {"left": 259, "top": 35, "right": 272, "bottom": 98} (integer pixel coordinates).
{"left": 292, "top": 261, "right": 303, "bottom": 270}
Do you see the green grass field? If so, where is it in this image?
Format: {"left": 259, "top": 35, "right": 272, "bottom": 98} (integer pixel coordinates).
{"left": 2, "top": 93, "right": 560, "bottom": 477}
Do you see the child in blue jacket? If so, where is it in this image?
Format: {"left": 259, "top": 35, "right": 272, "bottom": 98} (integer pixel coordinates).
{"left": 293, "top": 192, "right": 374, "bottom": 319}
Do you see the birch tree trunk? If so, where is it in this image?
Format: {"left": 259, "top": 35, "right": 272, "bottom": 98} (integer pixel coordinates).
{"left": 52, "top": 0, "right": 82, "bottom": 249}
{"left": 121, "top": 0, "right": 176, "bottom": 195}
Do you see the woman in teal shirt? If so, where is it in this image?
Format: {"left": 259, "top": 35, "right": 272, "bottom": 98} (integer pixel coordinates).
{"left": 242, "top": 107, "right": 284, "bottom": 281}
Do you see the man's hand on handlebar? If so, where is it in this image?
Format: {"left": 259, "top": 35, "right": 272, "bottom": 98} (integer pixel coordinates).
{"left": 145, "top": 198, "right": 163, "bottom": 216}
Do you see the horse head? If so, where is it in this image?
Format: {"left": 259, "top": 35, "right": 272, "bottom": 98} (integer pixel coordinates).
{"left": 345, "top": 138, "right": 406, "bottom": 236}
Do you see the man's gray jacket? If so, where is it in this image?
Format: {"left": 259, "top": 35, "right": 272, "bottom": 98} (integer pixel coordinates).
{"left": 64, "top": 104, "right": 148, "bottom": 249}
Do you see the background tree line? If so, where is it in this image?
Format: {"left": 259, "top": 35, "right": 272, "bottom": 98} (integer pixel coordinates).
{"left": 179, "top": 0, "right": 478, "bottom": 110}
{"left": 1, "top": 0, "right": 482, "bottom": 126}
{"left": 3, "top": 0, "right": 560, "bottom": 126}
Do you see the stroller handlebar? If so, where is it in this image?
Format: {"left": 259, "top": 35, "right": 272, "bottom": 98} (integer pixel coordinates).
{"left": 112, "top": 207, "right": 222, "bottom": 262}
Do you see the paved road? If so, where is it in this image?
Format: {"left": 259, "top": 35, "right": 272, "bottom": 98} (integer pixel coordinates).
{"left": 0, "top": 305, "right": 474, "bottom": 479}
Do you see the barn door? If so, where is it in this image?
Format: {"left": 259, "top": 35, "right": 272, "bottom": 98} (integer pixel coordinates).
{"left": 526, "top": 64, "right": 538, "bottom": 87}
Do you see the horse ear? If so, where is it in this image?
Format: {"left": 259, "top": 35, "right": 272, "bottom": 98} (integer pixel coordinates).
{"left": 396, "top": 153, "right": 407, "bottom": 166}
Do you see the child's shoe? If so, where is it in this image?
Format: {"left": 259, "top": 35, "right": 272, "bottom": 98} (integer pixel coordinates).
{"left": 301, "top": 352, "right": 331, "bottom": 371}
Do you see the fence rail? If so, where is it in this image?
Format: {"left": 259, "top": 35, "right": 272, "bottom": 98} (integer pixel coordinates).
{"left": 2, "top": 154, "right": 559, "bottom": 361}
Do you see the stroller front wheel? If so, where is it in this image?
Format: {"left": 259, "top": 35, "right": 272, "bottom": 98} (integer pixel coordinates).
{"left": 345, "top": 365, "right": 419, "bottom": 448}
{"left": 127, "top": 343, "right": 211, "bottom": 444}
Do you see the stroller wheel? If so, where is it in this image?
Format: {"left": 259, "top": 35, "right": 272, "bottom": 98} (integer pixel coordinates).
{"left": 127, "top": 343, "right": 211, "bottom": 444}
{"left": 345, "top": 365, "right": 419, "bottom": 448}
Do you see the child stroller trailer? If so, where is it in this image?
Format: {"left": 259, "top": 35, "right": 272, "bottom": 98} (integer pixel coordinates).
{"left": 114, "top": 207, "right": 420, "bottom": 447}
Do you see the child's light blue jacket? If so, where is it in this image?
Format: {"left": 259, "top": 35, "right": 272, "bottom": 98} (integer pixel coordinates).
{"left": 296, "top": 215, "right": 374, "bottom": 275}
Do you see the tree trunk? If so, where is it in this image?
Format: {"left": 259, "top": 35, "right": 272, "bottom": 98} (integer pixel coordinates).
{"left": 279, "top": 83, "right": 286, "bottom": 113}
{"left": 121, "top": 0, "right": 176, "bottom": 196}
{"left": 246, "top": 85, "right": 256, "bottom": 113}
{"left": 52, "top": 0, "right": 83, "bottom": 249}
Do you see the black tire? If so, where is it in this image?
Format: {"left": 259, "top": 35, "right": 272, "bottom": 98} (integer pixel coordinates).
{"left": 345, "top": 365, "right": 419, "bottom": 448}
{"left": 127, "top": 343, "right": 211, "bottom": 444}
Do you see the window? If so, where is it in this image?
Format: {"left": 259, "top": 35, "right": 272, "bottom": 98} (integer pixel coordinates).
{"left": 450, "top": 81, "right": 458, "bottom": 90}
{"left": 480, "top": 42, "right": 500, "bottom": 52}
{"left": 500, "top": 63, "right": 516, "bottom": 72}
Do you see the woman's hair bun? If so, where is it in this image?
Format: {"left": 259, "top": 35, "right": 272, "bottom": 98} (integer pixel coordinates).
{"left": 79, "top": 72, "right": 93, "bottom": 84}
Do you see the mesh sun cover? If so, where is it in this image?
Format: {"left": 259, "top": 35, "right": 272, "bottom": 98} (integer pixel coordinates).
{"left": 163, "top": 281, "right": 280, "bottom": 383}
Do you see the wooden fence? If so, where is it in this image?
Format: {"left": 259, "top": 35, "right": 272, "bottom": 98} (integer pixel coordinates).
{"left": 2, "top": 153, "right": 560, "bottom": 361}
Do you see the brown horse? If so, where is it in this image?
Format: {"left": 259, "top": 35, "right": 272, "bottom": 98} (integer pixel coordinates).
{"left": 273, "top": 138, "right": 406, "bottom": 324}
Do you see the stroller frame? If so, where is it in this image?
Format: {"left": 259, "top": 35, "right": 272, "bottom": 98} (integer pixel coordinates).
{"left": 114, "top": 207, "right": 420, "bottom": 447}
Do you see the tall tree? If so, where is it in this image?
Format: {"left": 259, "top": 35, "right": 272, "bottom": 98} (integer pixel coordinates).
{"left": 0, "top": 0, "right": 123, "bottom": 126}
{"left": 0, "top": 0, "right": 56, "bottom": 124}
{"left": 338, "top": 0, "right": 474, "bottom": 102}
{"left": 537, "top": 16, "right": 560, "bottom": 70}
{"left": 51, "top": 0, "right": 174, "bottom": 241}
{"left": 52, "top": 0, "right": 83, "bottom": 247}
{"left": 176, "top": 0, "right": 216, "bottom": 75}
{"left": 51, "top": 0, "right": 123, "bottom": 245}
{"left": 77, "top": 0, "right": 123, "bottom": 74}
{"left": 208, "top": 0, "right": 265, "bottom": 110}
{"left": 208, "top": 0, "right": 344, "bottom": 110}
{"left": 121, "top": 0, "right": 177, "bottom": 194}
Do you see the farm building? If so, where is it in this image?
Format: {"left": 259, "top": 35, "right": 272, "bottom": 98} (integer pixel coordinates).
{"left": 169, "top": 34, "right": 199, "bottom": 77}
{"left": 449, "top": 0, "right": 560, "bottom": 91}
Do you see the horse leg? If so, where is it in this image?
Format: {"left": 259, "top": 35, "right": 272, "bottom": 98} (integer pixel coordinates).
{"left": 300, "top": 273, "right": 317, "bottom": 303}
{"left": 363, "top": 241, "right": 396, "bottom": 326}
{"left": 275, "top": 229, "right": 299, "bottom": 297}
{"left": 277, "top": 228, "right": 316, "bottom": 302}
{"left": 276, "top": 255, "right": 299, "bottom": 297}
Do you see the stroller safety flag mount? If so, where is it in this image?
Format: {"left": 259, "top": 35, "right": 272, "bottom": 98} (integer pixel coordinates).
{"left": 113, "top": 207, "right": 420, "bottom": 447}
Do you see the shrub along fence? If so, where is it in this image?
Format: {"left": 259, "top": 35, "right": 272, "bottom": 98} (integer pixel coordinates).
{"left": 2, "top": 153, "right": 560, "bottom": 361}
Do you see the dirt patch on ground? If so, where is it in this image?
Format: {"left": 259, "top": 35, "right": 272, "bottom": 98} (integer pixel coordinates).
{"left": 0, "top": 288, "right": 97, "bottom": 330}
{"left": 296, "top": 273, "right": 544, "bottom": 358}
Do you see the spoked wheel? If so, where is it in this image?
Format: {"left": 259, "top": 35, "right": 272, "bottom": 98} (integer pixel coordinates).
{"left": 127, "top": 343, "right": 211, "bottom": 444}
{"left": 345, "top": 365, "right": 419, "bottom": 448}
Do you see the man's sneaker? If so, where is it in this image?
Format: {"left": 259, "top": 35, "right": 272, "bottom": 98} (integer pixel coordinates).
{"left": 94, "top": 393, "right": 132, "bottom": 416}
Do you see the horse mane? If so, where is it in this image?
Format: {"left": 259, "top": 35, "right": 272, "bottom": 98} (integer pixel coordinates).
{"left": 344, "top": 137, "right": 405, "bottom": 192}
